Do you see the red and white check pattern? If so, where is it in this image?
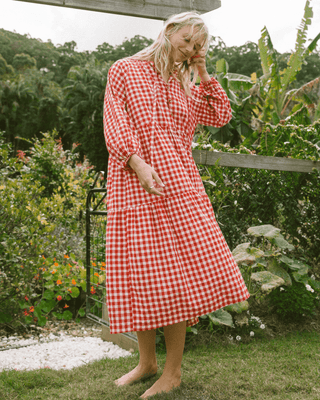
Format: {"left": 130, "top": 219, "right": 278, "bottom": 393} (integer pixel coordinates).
{"left": 103, "top": 59, "right": 249, "bottom": 334}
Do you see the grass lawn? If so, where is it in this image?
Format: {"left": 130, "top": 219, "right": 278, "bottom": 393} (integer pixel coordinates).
{"left": 0, "top": 331, "right": 319, "bottom": 400}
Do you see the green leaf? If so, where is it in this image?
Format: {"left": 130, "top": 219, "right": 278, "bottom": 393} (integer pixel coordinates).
{"left": 43, "top": 290, "right": 55, "bottom": 300}
{"left": 70, "top": 287, "right": 80, "bottom": 298}
{"left": 78, "top": 308, "right": 86, "bottom": 317}
{"left": 224, "top": 301, "right": 249, "bottom": 314}
{"left": 0, "top": 312, "right": 12, "bottom": 323}
{"left": 272, "top": 234, "right": 294, "bottom": 250}
{"left": 232, "top": 243, "right": 251, "bottom": 255}
{"left": 25, "top": 316, "right": 33, "bottom": 324}
{"left": 292, "top": 271, "right": 309, "bottom": 285}
{"left": 208, "top": 309, "right": 234, "bottom": 328}
{"left": 247, "top": 225, "right": 280, "bottom": 239}
{"left": 37, "top": 316, "right": 47, "bottom": 327}
{"left": 52, "top": 311, "right": 63, "bottom": 320}
{"left": 34, "top": 306, "right": 42, "bottom": 318}
{"left": 267, "top": 259, "right": 292, "bottom": 286}
{"left": 251, "top": 271, "right": 285, "bottom": 293}
{"left": 40, "top": 299, "right": 56, "bottom": 313}
{"left": 62, "top": 310, "right": 73, "bottom": 320}
{"left": 18, "top": 301, "right": 29, "bottom": 309}
{"left": 186, "top": 327, "right": 198, "bottom": 335}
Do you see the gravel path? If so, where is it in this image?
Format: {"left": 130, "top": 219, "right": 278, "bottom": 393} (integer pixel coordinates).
{"left": 0, "top": 320, "right": 132, "bottom": 372}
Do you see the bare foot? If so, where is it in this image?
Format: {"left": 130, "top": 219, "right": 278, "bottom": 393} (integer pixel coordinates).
{"left": 115, "top": 364, "right": 158, "bottom": 386}
{"left": 140, "top": 372, "right": 181, "bottom": 398}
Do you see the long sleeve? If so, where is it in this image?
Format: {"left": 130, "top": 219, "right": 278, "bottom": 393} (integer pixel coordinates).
{"left": 190, "top": 77, "right": 232, "bottom": 127}
{"left": 103, "top": 60, "right": 143, "bottom": 170}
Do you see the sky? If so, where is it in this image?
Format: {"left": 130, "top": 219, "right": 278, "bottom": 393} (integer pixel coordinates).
{"left": 1, "top": 0, "right": 320, "bottom": 54}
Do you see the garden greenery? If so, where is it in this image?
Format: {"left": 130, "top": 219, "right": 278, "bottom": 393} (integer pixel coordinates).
{"left": 0, "top": 131, "right": 105, "bottom": 327}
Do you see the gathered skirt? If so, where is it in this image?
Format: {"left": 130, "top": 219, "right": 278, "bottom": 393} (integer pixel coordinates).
{"left": 105, "top": 189, "right": 250, "bottom": 334}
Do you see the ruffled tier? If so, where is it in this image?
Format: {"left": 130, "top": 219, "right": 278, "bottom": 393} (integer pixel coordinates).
{"left": 105, "top": 190, "right": 250, "bottom": 334}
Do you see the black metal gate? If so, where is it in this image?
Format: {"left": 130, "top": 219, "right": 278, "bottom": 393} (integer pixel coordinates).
{"left": 85, "top": 171, "right": 108, "bottom": 325}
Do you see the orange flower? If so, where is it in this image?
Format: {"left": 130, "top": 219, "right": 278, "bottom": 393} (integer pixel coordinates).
{"left": 34, "top": 274, "right": 39, "bottom": 280}
{"left": 54, "top": 262, "right": 59, "bottom": 267}
{"left": 42, "top": 255, "right": 46, "bottom": 259}
{"left": 64, "top": 255, "right": 69, "bottom": 259}
{"left": 57, "top": 295, "right": 62, "bottom": 301}
{"left": 90, "top": 286, "right": 96, "bottom": 294}
{"left": 94, "top": 272, "right": 99, "bottom": 277}
{"left": 24, "top": 310, "right": 29, "bottom": 316}
{"left": 68, "top": 263, "right": 72, "bottom": 268}
{"left": 29, "top": 306, "right": 34, "bottom": 313}
{"left": 100, "top": 267, "right": 105, "bottom": 271}
{"left": 67, "top": 288, "right": 72, "bottom": 293}
{"left": 71, "top": 279, "right": 76, "bottom": 285}
{"left": 24, "top": 295, "right": 29, "bottom": 301}
{"left": 54, "top": 257, "right": 56, "bottom": 261}
{"left": 101, "top": 262, "right": 106, "bottom": 267}
{"left": 51, "top": 269, "right": 57, "bottom": 274}
{"left": 63, "top": 304, "right": 69, "bottom": 308}
{"left": 56, "top": 280, "right": 62, "bottom": 285}
{"left": 21, "top": 265, "right": 24, "bottom": 269}
{"left": 92, "top": 262, "right": 96, "bottom": 267}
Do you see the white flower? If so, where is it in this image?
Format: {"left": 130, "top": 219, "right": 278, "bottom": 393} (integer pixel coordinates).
{"left": 202, "top": 144, "right": 212, "bottom": 148}
{"left": 260, "top": 324, "right": 266, "bottom": 329}
{"left": 250, "top": 331, "right": 254, "bottom": 337}
{"left": 280, "top": 287, "right": 285, "bottom": 291}
{"left": 228, "top": 335, "right": 233, "bottom": 341}
{"left": 305, "top": 284, "right": 314, "bottom": 293}
{"left": 236, "top": 336, "right": 241, "bottom": 341}
{"left": 191, "top": 142, "right": 199, "bottom": 149}
{"left": 251, "top": 315, "right": 262, "bottom": 323}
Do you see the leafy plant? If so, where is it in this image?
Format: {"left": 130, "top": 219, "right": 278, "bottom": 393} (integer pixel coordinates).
{"left": 255, "top": 0, "right": 320, "bottom": 124}
{"left": 0, "top": 130, "right": 94, "bottom": 329}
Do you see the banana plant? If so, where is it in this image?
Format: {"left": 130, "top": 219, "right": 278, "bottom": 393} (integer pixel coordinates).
{"left": 205, "top": 58, "right": 256, "bottom": 146}
{"left": 256, "top": 0, "right": 320, "bottom": 124}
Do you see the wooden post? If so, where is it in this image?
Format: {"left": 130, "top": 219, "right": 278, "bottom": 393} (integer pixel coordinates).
{"left": 101, "top": 303, "right": 139, "bottom": 351}
{"left": 15, "top": 0, "right": 221, "bottom": 20}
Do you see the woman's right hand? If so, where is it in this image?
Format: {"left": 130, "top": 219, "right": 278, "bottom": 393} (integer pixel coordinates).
{"left": 128, "top": 154, "right": 165, "bottom": 196}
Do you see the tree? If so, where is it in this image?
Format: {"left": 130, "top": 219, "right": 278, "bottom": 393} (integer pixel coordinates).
{"left": 62, "top": 57, "right": 110, "bottom": 171}
{"left": 93, "top": 35, "right": 153, "bottom": 63}
{"left": 0, "top": 68, "right": 63, "bottom": 152}
{"left": 255, "top": 0, "right": 320, "bottom": 124}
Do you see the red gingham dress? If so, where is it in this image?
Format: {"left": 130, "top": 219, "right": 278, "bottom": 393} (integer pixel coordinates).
{"left": 103, "top": 58, "right": 249, "bottom": 334}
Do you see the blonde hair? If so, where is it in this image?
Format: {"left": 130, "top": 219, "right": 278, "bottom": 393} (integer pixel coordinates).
{"left": 131, "top": 11, "right": 209, "bottom": 96}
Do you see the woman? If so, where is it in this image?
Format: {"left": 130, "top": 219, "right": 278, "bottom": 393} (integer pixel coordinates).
{"left": 103, "top": 11, "right": 249, "bottom": 398}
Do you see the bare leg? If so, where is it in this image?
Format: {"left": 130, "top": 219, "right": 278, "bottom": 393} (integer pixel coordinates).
{"left": 115, "top": 329, "right": 158, "bottom": 386}
{"left": 140, "top": 320, "right": 186, "bottom": 399}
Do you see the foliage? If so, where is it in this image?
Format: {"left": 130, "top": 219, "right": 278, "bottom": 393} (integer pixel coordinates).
{"left": 203, "top": 58, "right": 256, "bottom": 146}
{"left": 207, "top": 38, "right": 262, "bottom": 78}
{"left": 268, "top": 279, "right": 318, "bottom": 319}
{"left": 204, "top": 224, "right": 320, "bottom": 331}
{"left": 255, "top": 0, "right": 320, "bottom": 124}
{"left": 93, "top": 35, "right": 153, "bottom": 63}
{"left": 62, "top": 58, "right": 110, "bottom": 172}
{"left": 0, "top": 67, "right": 63, "bottom": 152}
{"left": 0, "top": 131, "right": 94, "bottom": 328}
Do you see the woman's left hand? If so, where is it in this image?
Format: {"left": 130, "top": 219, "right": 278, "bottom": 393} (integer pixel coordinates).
{"left": 189, "top": 48, "right": 210, "bottom": 82}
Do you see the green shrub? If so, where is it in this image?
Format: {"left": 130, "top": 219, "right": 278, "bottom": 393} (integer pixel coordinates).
{"left": 268, "top": 279, "right": 318, "bottom": 320}
{"left": 0, "top": 130, "right": 95, "bottom": 328}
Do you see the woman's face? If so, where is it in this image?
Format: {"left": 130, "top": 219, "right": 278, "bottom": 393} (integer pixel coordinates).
{"left": 169, "top": 25, "right": 204, "bottom": 63}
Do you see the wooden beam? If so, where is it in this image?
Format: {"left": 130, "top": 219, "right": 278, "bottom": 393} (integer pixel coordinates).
{"left": 192, "top": 150, "right": 320, "bottom": 173}
{"left": 15, "top": 0, "right": 221, "bottom": 20}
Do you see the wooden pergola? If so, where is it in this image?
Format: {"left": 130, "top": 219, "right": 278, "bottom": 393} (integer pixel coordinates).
{"left": 15, "top": 0, "right": 221, "bottom": 20}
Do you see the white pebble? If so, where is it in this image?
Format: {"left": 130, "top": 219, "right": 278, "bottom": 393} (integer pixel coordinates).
{"left": 0, "top": 335, "right": 131, "bottom": 372}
